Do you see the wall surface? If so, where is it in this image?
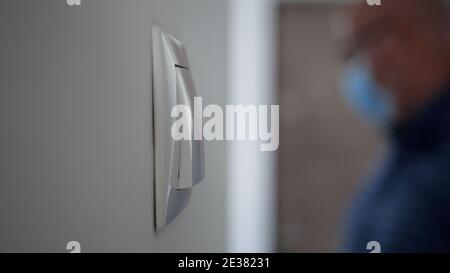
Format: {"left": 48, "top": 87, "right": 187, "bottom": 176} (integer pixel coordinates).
{"left": 0, "top": 0, "right": 228, "bottom": 252}
{"left": 277, "top": 4, "right": 381, "bottom": 252}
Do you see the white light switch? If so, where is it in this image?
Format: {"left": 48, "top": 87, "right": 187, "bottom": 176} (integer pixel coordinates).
{"left": 152, "top": 26, "right": 205, "bottom": 230}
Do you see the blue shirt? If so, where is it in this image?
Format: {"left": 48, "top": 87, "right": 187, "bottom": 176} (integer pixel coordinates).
{"left": 343, "top": 87, "right": 450, "bottom": 253}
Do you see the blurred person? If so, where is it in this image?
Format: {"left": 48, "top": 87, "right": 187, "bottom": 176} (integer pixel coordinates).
{"left": 340, "top": 0, "right": 450, "bottom": 252}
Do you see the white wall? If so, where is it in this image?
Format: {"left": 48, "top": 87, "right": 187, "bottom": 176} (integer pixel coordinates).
{"left": 0, "top": 0, "right": 228, "bottom": 252}
{"left": 227, "top": 0, "right": 278, "bottom": 252}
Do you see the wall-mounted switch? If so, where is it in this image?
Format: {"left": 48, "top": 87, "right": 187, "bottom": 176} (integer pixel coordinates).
{"left": 152, "top": 26, "right": 205, "bottom": 230}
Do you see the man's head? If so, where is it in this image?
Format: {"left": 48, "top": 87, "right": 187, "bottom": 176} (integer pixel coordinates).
{"left": 342, "top": 0, "right": 450, "bottom": 123}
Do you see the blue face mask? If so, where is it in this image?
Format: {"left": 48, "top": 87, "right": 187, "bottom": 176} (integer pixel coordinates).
{"left": 342, "top": 59, "right": 395, "bottom": 128}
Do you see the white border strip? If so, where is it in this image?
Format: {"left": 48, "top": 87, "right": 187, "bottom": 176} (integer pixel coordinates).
{"left": 227, "top": 0, "right": 278, "bottom": 252}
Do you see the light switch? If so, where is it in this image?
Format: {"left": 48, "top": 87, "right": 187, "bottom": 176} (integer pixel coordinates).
{"left": 174, "top": 67, "right": 204, "bottom": 190}
{"left": 152, "top": 26, "right": 205, "bottom": 230}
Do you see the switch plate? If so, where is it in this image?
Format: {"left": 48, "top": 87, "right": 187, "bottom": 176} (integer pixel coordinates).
{"left": 152, "top": 26, "right": 204, "bottom": 230}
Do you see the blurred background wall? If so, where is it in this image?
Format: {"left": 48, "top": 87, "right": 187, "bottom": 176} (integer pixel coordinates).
{"left": 276, "top": 1, "right": 382, "bottom": 252}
